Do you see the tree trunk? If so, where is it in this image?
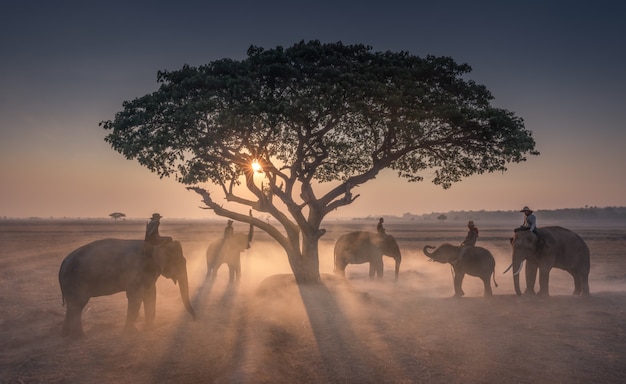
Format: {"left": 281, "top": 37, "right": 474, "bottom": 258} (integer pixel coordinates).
{"left": 288, "top": 233, "right": 322, "bottom": 284}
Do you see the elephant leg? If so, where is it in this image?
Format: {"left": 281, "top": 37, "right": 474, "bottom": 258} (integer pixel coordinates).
{"left": 143, "top": 285, "right": 157, "bottom": 330}
{"left": 482, "top": 276, "right": 493, "bottom": 297}
{"left": 581, "top": 271, "right": 590, "bottom": 296}
{"left": 63, "top": 299, "right": 88, "bottom": 338}
{"left": 573, "top": 268, "right": 591, "bottom": 296}
{"left": 228, "top": 264, "right": 235, "bottom": 284}
{"left": 537, "top": 268, "right": 551, "bottom": 296}
{"left": 207, "top": 260, "right": 217, "bottom": 279}
{"left": 369, "top": 260, "right": 383, "bottom": 279}
{"left": 453, "top": 272, "right": 465, "bottom": 297}
{"left": 234, "top": 261, "right": 241, "bottom": 284}
{"left": 567, "top": 269, "right": 582, "bottom": 295}
{"left": 334, "top": 258, "right": 347, "bottom": 277}
{"left": 124, "top": 290, "right": 143, "bottom": 333}
{"left": 524, "top": 262, "right": 538, "bottom": 295}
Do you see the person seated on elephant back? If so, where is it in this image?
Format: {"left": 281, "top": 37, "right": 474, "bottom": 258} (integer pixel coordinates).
{"left": 223, "top": 220, "right": 234, "bottom": 239}
{"left": 513, "top": 206, "right": 548, "bottom": 247}
{"left": 514, "top": 206, "right": 538, "bottom": 234}
{"left": 377, "top": 217, "right": 386, "bottom": 237}
{"left": 456, "top": 220, "right": 479, "bottom": 263}
{"left": 215, "top": 219, "right": 234, "bottom": 257}
{"left": 461, "top": 220, "right": 479, "bottom": 247}
{"left": 145, "top": 213, "right": 172, "bottom": 256}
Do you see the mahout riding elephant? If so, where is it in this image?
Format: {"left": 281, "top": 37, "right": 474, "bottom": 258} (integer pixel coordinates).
{"left": 423, "top": 244, "right": 498, "bottom": 297}
{"left": 206, "top": 220, "right": 253, "bottom": 284}
{"left": 334, "top": 231, "right": 402, "bottom": 281}
{"left": 58, "top": 239, "right": 196, "bottom": 338}
{"left": 505, "top": 226, "right": 590, "bottom": 296}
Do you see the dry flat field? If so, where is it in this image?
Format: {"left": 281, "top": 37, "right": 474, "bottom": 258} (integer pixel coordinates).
{"left": 1, "top": 219, "right": 626, "bottom": 384}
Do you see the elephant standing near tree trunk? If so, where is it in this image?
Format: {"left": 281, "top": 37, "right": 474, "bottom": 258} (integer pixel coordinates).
{"left": 58, "top": 239, "right": 196, "bottom": 338}
{"left": 334, "top": 231, "right": 402, "bottom": 281}
{"left": 423, "top": 244, "right": 498, "bottom": 297}
{"left": 505, "top": 226, "right": 590, "bottom": 296}
{"left": 206, "top": 219, "right": 253, "bottom": 284}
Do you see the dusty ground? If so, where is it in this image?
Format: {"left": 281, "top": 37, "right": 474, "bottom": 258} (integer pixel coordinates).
{"left": 1, "top": 219, "right": 625, "bottom": 383}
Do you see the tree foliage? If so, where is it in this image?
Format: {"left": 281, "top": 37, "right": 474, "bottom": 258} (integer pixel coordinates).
{"left": 109, "top": 212, "right": 126, "bottom": 220}
{"left": 101, "top": 40, "right": 538, "bottom": 283}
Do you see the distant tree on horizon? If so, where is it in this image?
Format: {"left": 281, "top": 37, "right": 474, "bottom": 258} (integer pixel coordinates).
{"left": 101, "top": 40, "right": 538, "bottom": 284}
{"left": 109, "top": 212, "right": 126, "bottom": 220}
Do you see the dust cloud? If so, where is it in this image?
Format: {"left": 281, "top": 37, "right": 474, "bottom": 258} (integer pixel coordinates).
{"left": 1, "top": 219, "right": 625, "bottom": 383}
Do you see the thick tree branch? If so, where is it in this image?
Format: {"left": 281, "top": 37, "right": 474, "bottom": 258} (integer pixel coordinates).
{"left": 187, "top": 186, "right": 299, "bottom": 253}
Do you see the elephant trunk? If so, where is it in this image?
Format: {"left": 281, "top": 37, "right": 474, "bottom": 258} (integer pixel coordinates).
{"left": 394, "top": 258, "right": 400, "bottom": 282}
{"left": 423, "top": 245, "right": 435, "bottom": 258}
{"left": 512, "top": 260, "right": 524, "bottom": 296}
{"left": 247, "top": 209, "right": 254, "bottom": 247}
{"left": 177, "top": 269, "right": 196, "bottom": 320}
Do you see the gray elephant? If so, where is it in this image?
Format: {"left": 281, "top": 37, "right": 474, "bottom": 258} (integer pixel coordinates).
{"left": 334, "top": 232, "right": 402, "bottom": 281}
{"left": 505, "top": 226, "right": 590, "bottom": 296}
{"left": 206, "top": 221, "right": 253, "bottom": 284}
{"left": 59, "top": 239, "right": 196, "bottom": 338}
{"left": 423, "top": 244, "right": 498, "bottom": 297}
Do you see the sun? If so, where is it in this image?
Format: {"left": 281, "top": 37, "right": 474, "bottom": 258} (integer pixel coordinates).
{"left": 251, "top": 159, "right": 263, "bottom": 173}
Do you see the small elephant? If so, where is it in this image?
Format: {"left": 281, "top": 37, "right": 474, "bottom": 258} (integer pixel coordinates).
{"left": 423, "top": 244, "right": 498, "bottom": 297}
{"left": 334, "top": 231, "right": 402, "bottom": 281}
{"left": 206, "top": 221, "right": 253, "bottom": 284}
{"left": 506, "top": 226, "right": 590, "bottom": 296}
{"left": 58, "top": 239, "right": 196, "bottom": 338}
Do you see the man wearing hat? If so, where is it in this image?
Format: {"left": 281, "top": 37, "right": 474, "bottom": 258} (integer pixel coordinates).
{"left": 145, "top": 213, "right": 173, "bottom": 246}
{"left": 461, "top": 220, "right": 479, "bottom": 247}
{"left": 515, "top": 206, "right": 537, "bottom": 234}
{"left": 214, "top": 219, "right": 235, "bottom": 258}
{"left": 454, "top": 220, "right": 479, "bottom": 263}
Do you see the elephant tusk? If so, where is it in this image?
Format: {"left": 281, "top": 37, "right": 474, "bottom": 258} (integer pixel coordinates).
{"left": 513, "top": 261, "right": 525, "bottom": 276}
{"left": 502, "top": 263, "right": 513, "bottom": 274}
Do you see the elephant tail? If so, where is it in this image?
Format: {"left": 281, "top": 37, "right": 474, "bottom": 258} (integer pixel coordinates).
{"left": 492, "top": 266, "right": 498, "bottom": 288}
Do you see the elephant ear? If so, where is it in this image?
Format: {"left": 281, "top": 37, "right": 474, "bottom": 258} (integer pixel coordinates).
{"left": 535, "top": 233, "right": 549, "bottom": 252}
{"left": 152, "top": 245, "right": 168, "bottom": 272}
{"left": 152, "top": 243, "right": 178, "bottom": 283}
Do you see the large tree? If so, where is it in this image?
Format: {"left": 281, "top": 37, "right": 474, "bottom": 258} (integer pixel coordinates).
{"left": 101, "top": 40, "right": 538, "bottom": 284}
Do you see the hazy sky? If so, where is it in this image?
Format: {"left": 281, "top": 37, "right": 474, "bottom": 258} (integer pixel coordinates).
{"left": 1, "top": 1, "right": 625, "bottom": 219}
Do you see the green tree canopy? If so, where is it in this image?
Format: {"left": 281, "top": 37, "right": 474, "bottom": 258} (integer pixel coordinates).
{"left": 101, "top": 40, "right": 538, "bottom": 283}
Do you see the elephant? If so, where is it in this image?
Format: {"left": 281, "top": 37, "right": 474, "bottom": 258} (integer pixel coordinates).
{"left": 505, "top": 226, "right": 590, "bottom": 296}
{"left": 58, "top": 239, "right": 196, "bottom": 338}
{"left": 334, "top": 232, "right": 402, "bottom": 281}
{"left": 423, "top": 244, "right": 498, "bottom": 297}
{"left": 206, "top": 220, "right": 253, "bottom": 284}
